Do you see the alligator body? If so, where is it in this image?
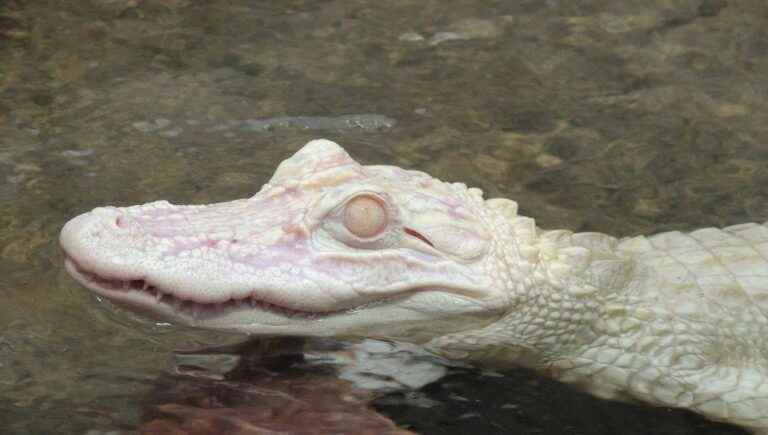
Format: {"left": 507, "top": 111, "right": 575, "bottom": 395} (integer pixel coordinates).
{"left": 61, "top": 139, "right": 768, "bottom": 433}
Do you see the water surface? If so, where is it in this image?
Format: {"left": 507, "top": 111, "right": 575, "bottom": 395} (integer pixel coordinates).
{"left": 2, "top": 0, "right": 767, "bottom": 433}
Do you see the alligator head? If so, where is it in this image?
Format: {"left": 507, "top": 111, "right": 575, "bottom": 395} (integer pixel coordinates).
{"left": 60, "top": 140, "right": 513, "bottom": 342}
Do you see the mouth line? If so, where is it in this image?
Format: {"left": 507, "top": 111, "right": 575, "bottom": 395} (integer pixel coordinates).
{"left": 64, "top": 255, "right": 334, "bottom": 320}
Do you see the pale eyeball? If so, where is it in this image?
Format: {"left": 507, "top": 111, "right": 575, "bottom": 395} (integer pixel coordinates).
{"left": 343, "top": 195, "right": 388, "bottom": 238}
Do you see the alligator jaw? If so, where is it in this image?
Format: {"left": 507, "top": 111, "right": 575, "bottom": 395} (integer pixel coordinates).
{"left": 59, "top": 139, "right": 504, "bottom": 339}
{"left": 63, "top": 253, "right": 336, "bottom": 322}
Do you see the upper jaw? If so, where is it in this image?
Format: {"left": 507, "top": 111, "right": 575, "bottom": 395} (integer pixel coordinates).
{"left": 58, "top": 198, "right": 344, "bottom": 315}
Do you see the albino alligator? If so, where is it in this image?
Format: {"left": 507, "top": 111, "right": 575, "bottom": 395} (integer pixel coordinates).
{"left": 61, "top": 139, "right": 768, "bottom": 434}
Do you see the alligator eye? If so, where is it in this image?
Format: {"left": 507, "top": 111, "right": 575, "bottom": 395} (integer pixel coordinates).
{"left": 344, "top": 195, "right": 388, "bottom": 238}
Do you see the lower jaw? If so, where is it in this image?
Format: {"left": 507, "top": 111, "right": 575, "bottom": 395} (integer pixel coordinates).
{"left": 64, "top": 259, "right": 187, "bottom": 319}
{"left": 62, "top": 257, "right": 328, "bottom": 321}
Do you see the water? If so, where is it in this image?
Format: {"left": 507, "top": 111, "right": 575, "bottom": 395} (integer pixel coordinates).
{"left": 2, "top": 0, "right": 767, "bottom": 433}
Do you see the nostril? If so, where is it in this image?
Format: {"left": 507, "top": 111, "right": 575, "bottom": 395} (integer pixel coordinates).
{"left": 115, "top": 216, "right": 126, "bottom": 228}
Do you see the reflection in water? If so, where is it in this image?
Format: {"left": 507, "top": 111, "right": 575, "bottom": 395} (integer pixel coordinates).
{"left": 138, "top": 338, "right": 441, "bottom": 434}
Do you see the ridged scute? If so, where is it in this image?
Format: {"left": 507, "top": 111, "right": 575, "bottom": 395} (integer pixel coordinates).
{"left": 540, "top": 230, "right": 633, "bottom": 299}
{"left": 485, "top": 198, "right": 519, "bottom": 219}
{"left": 627, "top": 225, "right": 768, "bottom": 322}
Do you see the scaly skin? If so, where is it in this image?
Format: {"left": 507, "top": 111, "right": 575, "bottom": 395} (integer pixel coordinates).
{"left": 60, "top": 139, "right": 768, "bottom": 433}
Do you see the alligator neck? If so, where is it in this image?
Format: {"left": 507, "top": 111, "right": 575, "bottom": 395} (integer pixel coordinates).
{"left": 428, "top": 199, "right": 639, "bottom": 370}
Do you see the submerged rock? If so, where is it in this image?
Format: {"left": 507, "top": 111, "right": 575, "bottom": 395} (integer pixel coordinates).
{"left": 209, "top": 114, "right": 397, "bottom": 133}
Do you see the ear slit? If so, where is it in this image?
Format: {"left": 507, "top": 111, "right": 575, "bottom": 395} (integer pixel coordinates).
{"left": 404, "top": 227, "right": 434, "bottom": 247}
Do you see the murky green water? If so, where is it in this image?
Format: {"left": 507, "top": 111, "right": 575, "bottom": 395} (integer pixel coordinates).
{"left": 2, "top": 0, "right": 767, "bottom": 433}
